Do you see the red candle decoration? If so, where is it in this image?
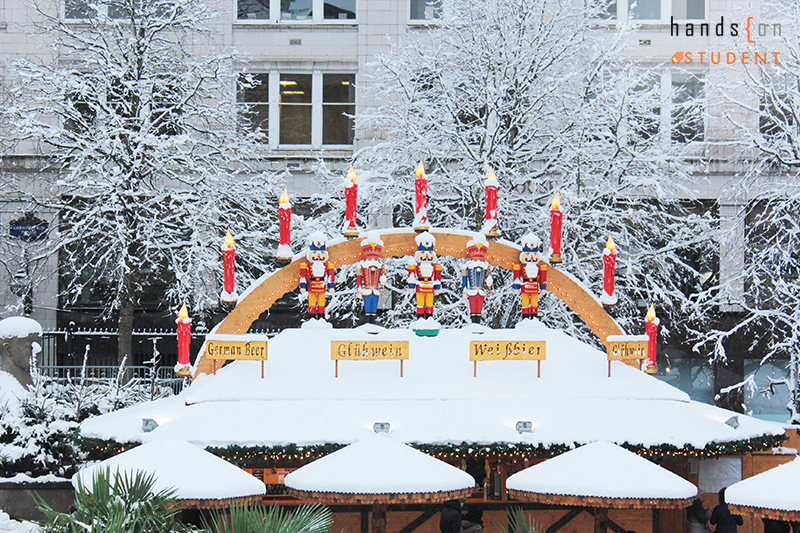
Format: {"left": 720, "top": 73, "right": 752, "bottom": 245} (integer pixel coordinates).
{"left": 645, "top": 303, "right": 659, "bottom": 374}
{"left": 483, "top": 168, "right": 499, "bottom": 238}
{"left": 277, "top": 187, "right": 292, "bottom": 263}
{"left": 343, "top": 164, "right": 359, "bottom": 238}
{"left": 221, "top": 230, "right": 237, "bottom": 304}
{"left": 414, "top": 160, "right": 429, "bottom": 232}
{"left": 549, "top": 191, "right": 563, "bottom": 264}
{"left": 175, "top": 302, "right": 191, "bottom": 376}
{"left": 601, "top": 234, "right": 617, "bottom": 306}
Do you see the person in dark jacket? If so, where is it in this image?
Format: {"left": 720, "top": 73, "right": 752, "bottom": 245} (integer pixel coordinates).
{"left": 440, "top": 498, "right": 464, "bottom": 533}
{"left": 710, "top": 487, "right": 743, "bottom": 533}
{"left": 687, "top": 497, "right": 712, "bottom": 533}
{"left": 461, "top": 504, "right": 483, "bottom": 533}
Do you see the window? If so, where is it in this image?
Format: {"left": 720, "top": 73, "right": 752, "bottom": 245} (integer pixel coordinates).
{"left": 324, "top": 0, "right": 355, "bottom": 20}
{"left": 410, "top": 0, "right": 441, "bottom": 21}
{"left": 607, "top": 0, "right": 704, "bottom": 21}
{"left": 281, "top": 0, "right": 312, "bottom": 20}
{"left": 239, "top": 71, "right": 355, "bottom": 147}
{"left": 239, "top": 0, "right": 270, "bottom": 19}
{"left": 238, "top": 73, "right": 269, "bottom": 133}
{"left": 322, "top": 74, "right": 355, "bottom": 145}
{"left": 671, "top": 72, "right": 704, "bottom": 143}
{"left": 64, "top": 0, "right": 170, "bottom": 19}
{"left": 279, "top": 73, "right": 312, "bottom": 144}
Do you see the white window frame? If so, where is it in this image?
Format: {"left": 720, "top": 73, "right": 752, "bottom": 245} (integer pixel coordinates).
{"left": 242, "top": 70, "right": 354, "bottom": 150}
{"left": 613, "top": 0, "right": 707, "bottom": 23}
{"left": 234, "top": 0, "right": 358, "bottom": 24}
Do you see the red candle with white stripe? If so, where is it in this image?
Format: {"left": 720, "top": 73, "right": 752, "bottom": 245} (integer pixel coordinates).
{"left": 484, "top": 168, "right": 499, "bottom": 238}
{"left": 550, "top": 191, "right": 563, "bottom": 263}
{"left": 645, "top": 304, "right": 659, "bottom": 374}
{"left": 221, "top": 230, "right": 236, "bottom": 303}
{"left": 344, "top": 165, "right": 359, "bottom": 237}
{"left": 277, "top": 187, "right": 292, "bottom": 263}
{"left": 601, "top": 235, "right": 617, "bottom": 306}
{"left": 414, "top": 160, "right": 429, "bottom": 231}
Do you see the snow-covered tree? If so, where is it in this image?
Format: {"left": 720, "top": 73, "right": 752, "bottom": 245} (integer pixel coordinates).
{"left": 333, "top": 0, "right": 715, "bottom": 343}
{"left": 2, "top": 0, "right": 280, "bottom": 366}
{"left": 698, "top": 0, "right": 800, "bottom": 422}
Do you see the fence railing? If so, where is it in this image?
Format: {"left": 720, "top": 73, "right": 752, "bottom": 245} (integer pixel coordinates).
{"left": 38, "top": 365, "right": 187, "bottom": 396}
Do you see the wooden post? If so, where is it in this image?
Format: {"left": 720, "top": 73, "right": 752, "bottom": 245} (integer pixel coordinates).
{"left": 372, "top": 503, "right": 387, "bottom": 533}
{"left": 360, "top": 509, "right": 369, "bottom": 533}
{"left": 500, "top": 461, "right": 508, "bottom": 501}
{"left": 400, "top": 359, "right": 404, "bottom": 377}
{"left": 474, "top": 361, "right": 477, "bottom": 377}
{"left": 652, "top": 508, "right": 660, "bottom": 533}
{"left": 335, "top": 360, "right": 339, "bottom": 378}
{"left": 594, "top": 508, "right": 608, "bottom": 533}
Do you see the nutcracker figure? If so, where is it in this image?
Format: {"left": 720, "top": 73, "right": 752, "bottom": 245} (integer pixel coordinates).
{"left": 357, "top": 232, "right": 387, "bottom": 322}
{"left": 299, "top": 232, "right": 336, "bottom": 318}
{"left": 462, "top": 233, "right": 492, "bottom": 323}
{"left": 408, "top": 231, "right": 442, "bottom": 318}
{"left": 512, "top": 234, "right": 548, "bottom": 318}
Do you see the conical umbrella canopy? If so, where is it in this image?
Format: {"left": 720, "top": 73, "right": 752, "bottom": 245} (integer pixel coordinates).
{"left": 507, "top": 441, "right": 696, "bottom": 508}
{"left": 727, "top": 456, "right": 800, "bottom": 521}
{"left": 74, "top": 438, "right": 265, "bottom": 507}
{"left": 285, "top": 435, "right": 474, "bottom": 504}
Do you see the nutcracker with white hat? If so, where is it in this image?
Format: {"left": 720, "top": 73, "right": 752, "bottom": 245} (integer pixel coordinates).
{"left": 512, "top": 233, "right": 547, "bottom": 319}
{"left": 408, "top": 231, "right": 442, "bottom": 318}
{"left": 299, "top": 232, "right": 336, "bottom": 318}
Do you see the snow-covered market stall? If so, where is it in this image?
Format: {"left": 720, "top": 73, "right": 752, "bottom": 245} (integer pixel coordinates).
{"left": 78, "top": 169, "right": 797, "bottom": 533}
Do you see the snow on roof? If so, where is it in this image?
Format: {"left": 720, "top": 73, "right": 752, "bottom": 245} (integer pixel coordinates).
{"left": 284, "top": 435, "right": 475, "bottom": 494}
{"left": 79, "top": 323, "right": 784, "bottom": 451}
{"left": 73, "top": 438, "right": 265, "bottom": 501}
{"left": 506, "top": 441, "right": 697, "bottom": 500}
{"left": 726, "top": 456, "right": 800, "bottom": 512}
{"left": 0, "top": 317, "right": 42, "bottom": 339}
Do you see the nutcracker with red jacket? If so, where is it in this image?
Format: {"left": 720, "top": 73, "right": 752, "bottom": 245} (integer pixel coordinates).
{"left": 512, "top": 233, "right": 548, "bottom": 318}
{"left": 357, "top": 232, "right": 387, "bottom": 322}
{"left": 299, "top": 232, "right": 336, "bottom": 318}
{"left": 462, "top": 233, "right": 492, "bottom": 323}
{"left": 408, "top": 232, "right": 442, "bottom": 318}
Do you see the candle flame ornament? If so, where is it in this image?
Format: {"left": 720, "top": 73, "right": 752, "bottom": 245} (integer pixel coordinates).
{"left": 601, "top": 234, "right": 617, "bottom": 306}
{"left": 221, "top": 230, "right": 238, "bottom": 304}
{"left": 549, "top": 191, "right": 563, "bottom": 264}
{"left": 277, "top": 187, "right": 293, "bottom": 263}
{"left": 175, "top": 302, "right": 192, "bottom": 377}
{"left": 413, "top": 160, "right": 429, "bottom": 232}
{"left": 343, "top": 165, "right": 359, "bottom": 238}
{"left": 483, "top": 168, "right": 499, "bottom": 238}
{"left": 645, "top": 303, "right": 659, "bottom": 374}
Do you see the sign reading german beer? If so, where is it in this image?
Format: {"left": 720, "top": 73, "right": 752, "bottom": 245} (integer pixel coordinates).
{"left": 469, "top": 340, "right": 546, "bottom": 377}
{"left": 331, "top": 340, "right": 410, "bottom": 377}
{"left": 204, "top": 334, "right": 269, "bottom": 377}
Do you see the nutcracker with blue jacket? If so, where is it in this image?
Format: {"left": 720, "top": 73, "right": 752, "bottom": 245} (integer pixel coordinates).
{"left": 299, "top": 232, "right": 336, "bottom": 318}
{"left": 513, "top": 234, "right": 548, "bottom": 318}
{"left": 357, "top": 232, "right": 387, "bottom": 322}
{"left": 408, "top": 232, "right": 442, "bottom": 318}
{"left": 462, "top": 234, "right": 492, "bottom": 323}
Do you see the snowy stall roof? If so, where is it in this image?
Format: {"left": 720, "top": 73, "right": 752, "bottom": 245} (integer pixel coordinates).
{"left": 284, "top": 435, "right": 474, "bottom": 504}
{"left": 506, "top": 441, "right": 697, "bottom": 508}
{"left": 726, "top": 456, "right": 800, "bottom": 521}
{"left": 79, "top": 321, "right": 784, "bottom": 453}
{"left": 73, "top": 438, "right": 265, "bottom": 507}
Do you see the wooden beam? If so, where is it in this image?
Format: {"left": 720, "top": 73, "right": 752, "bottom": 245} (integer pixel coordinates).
{"left": 396, "top": 508, "right": 437, "bottom": 533}
{"left": 544, "top": 508, "right": 583, "bottom": 533}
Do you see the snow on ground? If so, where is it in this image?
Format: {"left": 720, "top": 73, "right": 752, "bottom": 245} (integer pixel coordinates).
{"left": 75, "top": 438, "right": 265, "bottom": 501}
{"left": 79, "top": 323, "right": 784, "bottom": 451}
{"left": 506, "top": 441, "right": 697, "bottom": 499}
{"left": 285, "top": 434, "right": 474, "bottom": 494}
{"left": 0, "top": 512, "right": 40, "bottom": 533}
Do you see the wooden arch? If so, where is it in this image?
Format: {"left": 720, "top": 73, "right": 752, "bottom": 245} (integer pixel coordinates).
{"left": 193, "top": 230, "right": 623, "bottom": 376}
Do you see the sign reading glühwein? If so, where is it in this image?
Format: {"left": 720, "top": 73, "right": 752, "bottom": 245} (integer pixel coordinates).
{"left": 331, "top": 340, "right": 410, "bottom": 377}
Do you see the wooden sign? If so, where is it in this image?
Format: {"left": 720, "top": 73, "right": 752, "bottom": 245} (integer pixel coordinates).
{"left": 470, "top": 340, "right": 546, "bottom": 361}
{"left": 469, "top": 340, "right": 546, "bottom": 377}
{"left": 605, "top": 335, "right": 649, "bottom": 377}
{"left": 331, "top": 340, "right": 409, "bottom": 377}
{"left": 205, "top": 334, "right": 269, "bottom": 378}
{"left": 206, "top": 339, "right": 268, "bottom": 360}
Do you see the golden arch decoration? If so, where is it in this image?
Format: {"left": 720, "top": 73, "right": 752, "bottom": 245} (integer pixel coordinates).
{"left": 193, "top": 229, "right": 623, "bottom": 376}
